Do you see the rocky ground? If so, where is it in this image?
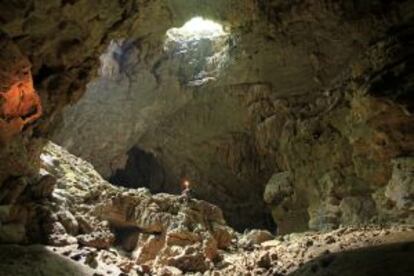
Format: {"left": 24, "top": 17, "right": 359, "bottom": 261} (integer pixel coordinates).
{"left": 0, "top": 142, "right": 413, "bottom": 276}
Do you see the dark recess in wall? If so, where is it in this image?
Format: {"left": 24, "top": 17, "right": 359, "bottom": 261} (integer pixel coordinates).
{"left": 109, "top": 147, "right": 166, "bottom": 192}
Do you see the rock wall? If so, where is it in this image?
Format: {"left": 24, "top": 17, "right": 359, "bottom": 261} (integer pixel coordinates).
{"left": 53, "top": 0, "right": 414, "bottom": 232}
{"left": 0, "top": 0, "right": 148, "bottom": 188}
{"left": 0, "top": 0, "right": 413, "bottom": 234}
{"left": 263, "top": 27, "right": 414, "bottom": 233}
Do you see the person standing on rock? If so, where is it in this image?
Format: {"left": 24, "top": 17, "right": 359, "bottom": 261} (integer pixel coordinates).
{"left": 181, "top": 180, "right": 193, "bottom": 203}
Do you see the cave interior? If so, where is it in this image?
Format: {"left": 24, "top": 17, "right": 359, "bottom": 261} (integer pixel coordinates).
{"left": 0, "top": 0, "right": 413, "bottom": 275}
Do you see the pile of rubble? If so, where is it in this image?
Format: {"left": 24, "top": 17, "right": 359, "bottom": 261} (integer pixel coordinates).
{"left": 38, "top": 142, "right": 238, "bottom": 274}
{"left": 1, "top": 142, "right": 412, "bottom": 276}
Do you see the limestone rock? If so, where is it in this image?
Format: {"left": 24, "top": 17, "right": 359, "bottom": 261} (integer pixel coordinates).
{"left": 212, "top": 224, "right": 234, "bottom": 249}
{"left": 166, "top": 245, "right": 210, "bottom": 272}
{"left": 50, "top": 0, "right": 414, "bottom": 233}
{"left": 157, "top": 266, "right": 183, "bottom": 276}
{"left": 58, "top": 211, "right": 79, "bottom": 236}
{"left": 0, "top": 223, "right": 26, "bottom": 243}
{"left": 257, "top": 252, "right": 271, "bottom": 269}
{"left": 264, "top": 172, "right": 293, "bottom": 205}
{"left": 31, "top": 169, "right": 56, "bottom": 199}
{"left": 0, "top": 177, "right": 28, "bottom": 205}
{"left": 239, "top": 229, "right": 274, "bottom": 247}
{"left": 77, "top": 231, "right": 115, "bottom": 250}
{"left": 0, "top": 0, "right": 412, "bottom": 245}
{"left": 134, "top": 234, "right": 165, "bottom": 264}
{"left": 385, "top": 158, "right": 414, "bottom": 211}
{"left": 35, "top": 142, "right": 234, "bottom": 271}
{"left": 339, "top": 196, "right": 376, "bottom": 225}
{"left": 0, "top": 245, "right": 95, "bottom": 276}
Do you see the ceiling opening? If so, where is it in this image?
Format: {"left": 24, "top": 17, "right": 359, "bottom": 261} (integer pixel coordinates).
{"left": 166, "top": 17, "right": 227, "bottom": 40}
{"left": 164, "top": 17, "right": 231, "bottom": 86}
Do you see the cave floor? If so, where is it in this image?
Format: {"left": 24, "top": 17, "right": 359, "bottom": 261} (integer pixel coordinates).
{"left": 1, "top": 142, "right": 412, "bottom": 276}
{"left": 0, "top": 225, "right": 412, "bottom": 276}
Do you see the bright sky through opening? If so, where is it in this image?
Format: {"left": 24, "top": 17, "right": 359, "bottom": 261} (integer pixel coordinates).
{"left": 167, "top": 17, "right": 226, "bottom": 41}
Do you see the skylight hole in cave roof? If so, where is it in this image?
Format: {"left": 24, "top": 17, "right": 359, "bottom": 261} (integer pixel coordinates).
{"left": 166, "top": 17, "right": 227, "bottom": 42}
{"left": 164, "top": 17, "right": 231, "bottom": 87}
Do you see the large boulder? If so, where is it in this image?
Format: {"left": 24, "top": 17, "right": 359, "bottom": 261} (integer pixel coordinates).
{"left": 37, "top": 142, "right": 235, "bottom": 272}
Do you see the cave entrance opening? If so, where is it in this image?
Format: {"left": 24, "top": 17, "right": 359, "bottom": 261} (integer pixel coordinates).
{"left": 164, "top": 17, "right": 231, "bottom": 86}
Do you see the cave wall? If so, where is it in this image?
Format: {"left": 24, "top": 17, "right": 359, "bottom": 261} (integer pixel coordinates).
{"left": 0, "top": 0, "right": 413, "bottom": 234}
{"left": 52, "top": 0, "right": 414, "bottom": 231}
{"left": 0, "top": 0, "right": 152, "bottom": 243}
{"left": 0, "top": 0, "right": 146, "bottom": 184}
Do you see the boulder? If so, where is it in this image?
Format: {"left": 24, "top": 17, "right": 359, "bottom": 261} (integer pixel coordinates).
{"left": 239, "top": 229, "right": 274, "bottom": 246}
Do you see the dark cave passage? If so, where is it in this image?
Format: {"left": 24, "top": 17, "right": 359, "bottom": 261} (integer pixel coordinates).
{"left": 108, "top": 146, "right": 277, "bottom": 232}
{"left": 109, "top": 147, "right": 166, "bottom": 193}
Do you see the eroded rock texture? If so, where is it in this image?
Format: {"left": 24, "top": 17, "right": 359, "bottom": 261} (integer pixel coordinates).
{"left": 0, "top": 141, "right": 411, "bottom": 276}
{"left": 26, "top": 141, "right": 234, "bottom": 273}
{"left": 52, "top": 1, "right": 414, "bottom": 231}
{"left": 0, "top": 0, "right": 147, "bottom": 191}
{"left": 0, "top": 0, "right": 413, "bottom": 236}
{"left": 0, "top": 2, "right": 413, "bottom": 275}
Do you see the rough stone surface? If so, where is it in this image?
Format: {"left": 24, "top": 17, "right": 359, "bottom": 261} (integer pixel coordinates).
{"left": 263, "top": 172, "right": 293, "bottom": 206}
{"left": 0, "top": 141, "right": 410, "bottom": 276}
{"left": 38, "top": 142, "right": 234, "bottom": 272}
{"left": 0, "top": 0, "right": 146, "bottom": 187}
{"left": 0, "top": 245, "right": 95, "bottom": 276}
{"left": 2, "top": 226, "right": 412, "bottom": 276}
{"left": 385, "top": 158, "right": 414, "bottom": 211}
{"left": 239, "top": 229, "right": 274, "bottom": 247}
{"left": 0, "top": 1, "right": 413, "bottom": 275}
{"left": 0, "top": 0, "right": 413, "bottom": 250}
{"left": 227, "top": 225, "right": 414, "bottom": 276}
{"left": 50, "top": 0, "right": 414, "bottom": 232}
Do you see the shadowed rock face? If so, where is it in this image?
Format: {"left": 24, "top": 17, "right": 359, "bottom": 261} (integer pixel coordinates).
{"left": 0, "top": 0, "right": 413, "bottom": 234}
{"left": 0, "top": 0, "right": 145, "bottom": 189}
{"left": 51, "top": 1, "right": 414, "bottom": 231}
{"left": 109, "top": 147, "right": 166, "bottom": 192}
